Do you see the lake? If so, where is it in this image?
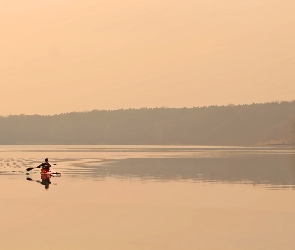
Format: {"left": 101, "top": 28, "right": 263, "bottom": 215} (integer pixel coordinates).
{"left": 1, "top": 145, "right": 295, "bottom": 250}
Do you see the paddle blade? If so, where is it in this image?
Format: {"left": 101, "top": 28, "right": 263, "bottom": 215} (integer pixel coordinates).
{"left": 26, "top": 167, "right": 34, "bottom": 171}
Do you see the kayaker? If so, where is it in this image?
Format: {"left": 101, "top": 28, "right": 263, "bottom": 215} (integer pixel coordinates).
{"left": 41, "top": 158, "right": 51, "bottom": 173}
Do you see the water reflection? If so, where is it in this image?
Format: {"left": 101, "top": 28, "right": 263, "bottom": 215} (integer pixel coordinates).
{"left": 27, "top": 175, "right": 52, "bottom": 189}
{"left": 26, "top": 173, "right": 61, "bottom": 190}
{"left": 72, "top": 155, "right": 295, "bottom": 188}
{"left": 0, "top": 146, "right": 295, "bottom": 189}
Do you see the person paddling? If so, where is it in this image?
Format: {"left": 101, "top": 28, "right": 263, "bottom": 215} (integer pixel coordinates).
{"left": 41, "top": 158, "right": 51, "bottom": 174}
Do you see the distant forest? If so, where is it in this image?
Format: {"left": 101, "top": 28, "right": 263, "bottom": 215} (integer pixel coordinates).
{"left": 1, "top": 101, "right": 295, "bottom": 145}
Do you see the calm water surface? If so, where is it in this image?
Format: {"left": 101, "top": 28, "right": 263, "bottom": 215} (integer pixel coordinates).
{"left": 1, "top": 145, "right": 295, "bottom": 250}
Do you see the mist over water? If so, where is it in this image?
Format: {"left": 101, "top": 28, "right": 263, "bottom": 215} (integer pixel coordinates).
{"left": 1, "top": 145, "right": 295, "bottom": 250}
{"left": 1, "top": 145, "right": 295, "bottom": 187}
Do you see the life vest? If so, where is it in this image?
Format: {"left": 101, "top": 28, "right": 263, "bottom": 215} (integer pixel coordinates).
{"left": 41, "top": 162, "right": 51, "bottom": 170}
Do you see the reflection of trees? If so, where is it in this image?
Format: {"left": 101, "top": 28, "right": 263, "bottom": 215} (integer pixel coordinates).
{"left": 0, "top": 101, "right": 295, "bottom": 145}
{"left": 90, "top": 156, "right": 295, "bottom": 187}
{"left": 291, "top": 120, "right": 295, "bottom": 143}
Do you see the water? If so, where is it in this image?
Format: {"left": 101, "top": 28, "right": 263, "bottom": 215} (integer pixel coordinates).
{"left": 1, "top": 145, "right": 295, "bottom": 249}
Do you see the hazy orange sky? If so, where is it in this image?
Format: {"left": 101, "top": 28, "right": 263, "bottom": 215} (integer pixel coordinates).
{"left": 1, "top": 0, "right": 294, "bottom": 115}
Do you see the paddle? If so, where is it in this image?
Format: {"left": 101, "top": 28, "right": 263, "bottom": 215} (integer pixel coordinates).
{"left": 26, "top": 163, "right": 56, "bottom": 172}
{"left": 26, "top": 164, "right": 42, "bottom": 172}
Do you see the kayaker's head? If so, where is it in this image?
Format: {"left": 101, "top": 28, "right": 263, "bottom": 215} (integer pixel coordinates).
{"left": 45, "top": 158, "right": 49, "bottom": 162}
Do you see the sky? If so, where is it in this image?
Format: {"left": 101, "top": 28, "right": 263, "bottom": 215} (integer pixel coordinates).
{"left": 1, "top": 0, "right": 295, "bottom": 115}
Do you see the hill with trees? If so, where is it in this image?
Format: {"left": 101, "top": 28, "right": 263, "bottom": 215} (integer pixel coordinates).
{"left": 0, "top": 101, "right": 294, "bottom": 145}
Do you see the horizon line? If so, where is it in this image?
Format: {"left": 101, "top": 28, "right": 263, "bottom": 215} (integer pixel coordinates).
{"left": 1, "top": 100, "right": 294, "bottom": 117}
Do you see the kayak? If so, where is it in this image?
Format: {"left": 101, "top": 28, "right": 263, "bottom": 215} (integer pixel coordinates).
{"left": 40, "top": 168, "right": 61, "bottom": 176}
{"left": 41, "top": 168, "right": 50, "bottom": 174}
{"left": 40, "top": 171, "right": 61, "bottom": 177}
{"left": 41, "top": 172, "right": 61, "bottom": 176}
{"left": 42, "top": 173, "right": 61, "bottom": 178}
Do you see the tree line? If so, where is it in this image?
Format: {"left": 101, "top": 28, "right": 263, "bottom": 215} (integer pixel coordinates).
{"left": 0, "top": 101, "right": 295, "bottom": 145}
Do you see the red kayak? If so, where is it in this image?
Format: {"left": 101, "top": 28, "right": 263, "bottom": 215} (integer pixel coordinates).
{"left": 41, "top": 168, "right": 50, "bottom": 174}
{"left": 40, "top": 168, "right": 61, "bottom": 176}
